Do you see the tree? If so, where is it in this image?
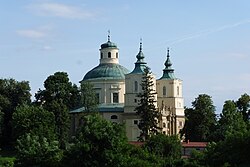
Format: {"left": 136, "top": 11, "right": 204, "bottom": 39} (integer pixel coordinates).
{"left": 204, "top": 130, "right": 250, "bottom": 167}
{"left": 213, "top": 100, "right": 247, "bottom": 141}
{"left": 135, "top": 67, "right": 161, "bottom": 141}
{"left": 236, "top": 93, "right": 250, "bottom": 122}
{"left": 12, "top": 104, "right": 56, "bottom": 141}
{"left": 63, "top": 114, "right": 130, "bottom": 167}
{"left": 0, "top": 111, "right": 3, "bottom": 141}
{"left": 181, "top": 94, "right": 217, "bottom": 142}
{"left": 35, "top": 72, "right": 81, "bottom": 110}
{"left": 0, "top": 78, "right": 31, "bottom": 146}
{"left": 143, "top": 134, "right": 182, "bottom": 166}
{"left": 16, "top": 133, "right": 62, "bottom": 167}
{"left": 80, "top": 81, "right": 98, "bottom": 112}
{"left": 45, "top": 100, "right": 69, "bottom": 148}
{"left": 34, "top": 72, "right": 80, "bottom": 148}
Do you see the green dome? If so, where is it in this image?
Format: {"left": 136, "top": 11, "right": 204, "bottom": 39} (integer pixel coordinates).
{"left": 101, "top": 41, "right": 117, "bottom": 49}
{"left": 82, "top": 63, "right": 130, "bottom": 81}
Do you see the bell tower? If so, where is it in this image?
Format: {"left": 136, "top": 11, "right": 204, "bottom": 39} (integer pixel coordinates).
{"left": 156, "top": 48, "right": 185, "bottom": 135}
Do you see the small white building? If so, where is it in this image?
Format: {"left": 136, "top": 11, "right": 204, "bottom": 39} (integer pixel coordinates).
{"left": 71, "top": 35, "right": 185, "bottom": 141}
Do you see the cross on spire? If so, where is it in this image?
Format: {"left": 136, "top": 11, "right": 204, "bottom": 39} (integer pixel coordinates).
{"left": 108, "top": 30, "right": 111, "bottom": 42}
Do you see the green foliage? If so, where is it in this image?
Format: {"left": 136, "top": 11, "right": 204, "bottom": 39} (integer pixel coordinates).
{"left": 64, "top": 114, "right": 164, "bottom": 167}
{"left": 204, "top": 131, "right": 250, "bottom": 167}
{"left": 80, "top": 81, "right": 98, "bottom": 112}
{"left": 135, "top": 67, "right": 161, "bottom": 141}
{"left": 0, "top": 111, "right": 4, "bottom": 139}
{"left": 212, "top": 100, "right": 247, "bottom": 141}
{"left": 125, "top": 146, "right": 163, "bottom": 167}
{"left": 181, "top": 94, "right": 217, "bottom": 142}
{"left": 12, "top": 104, "right": 56, "bottom": 141}
{"left": 0, "top": 157, "right": 15, "bottom": 167}
{"left": 144, "top": 134, "right": 181, "bottom": 158}
{"left": 144, "top": 134, "right": 182, "bottom": 166}
{"left": 45, "top": 100, "right": 70, "bottom": 148}
{"left": 0, "top": 78, "right": 31, "bottom": 146}
{"left": 236, "top": 93, "right": 250, "bottom": 122}
{"left": 16, "top": 133, "right": 62, "bottom": 167}
{"left": 35, "top": 72, "right": 81, "bottom": 110}
{"left": 35, "top": 72, "right": 79, "bottom": 148}
{"left": 63, "top": 113, "right": 128, "bottom": 166}
{"left": 183, "top": 149, "right": 206, "bottom": 167}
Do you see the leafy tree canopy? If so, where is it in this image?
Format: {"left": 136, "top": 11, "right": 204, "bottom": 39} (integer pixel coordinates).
{"left": 213, "top": 100, "right": 247, "bottom": 141}
{"left": 204, "top": 130, "right": 250, "bottom": 167}
{"left": 45, "top": 99, "right": 70, "bottom": 148}
{"left": 35, "top": 72, "right": 81, "bottom": 110}
{"left": 236, "top": 93, "right": 250, "bottom": 122}
{"left": 181, "top": 94, "right": 217, "bottom": 142}
{"left": 144, "top": 134, "right": 181, "bottom": 159}
{"left": 0, "top": 78, "right": 31, "bottom": 146}
{"left": 80, "top": 81, "right": 98, "bottom": 113}
{"left": 12, "top": 104, "right": 56, "bottom": 142}
{"left": 16, "top": 133, "right": 62, "bottom": 167}
{"left": 64, "top": 114, "right": 128, "bottom": 167}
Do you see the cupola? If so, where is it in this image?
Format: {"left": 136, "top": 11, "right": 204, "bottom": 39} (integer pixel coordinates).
{"left": 99, "top": 32, "right": 119, "bottom": 64}
{"left": 130, "top": 40, "right": 148, "bottom": 74}
{"left": 159, "top": 48, "right": 176, "bottom": 80}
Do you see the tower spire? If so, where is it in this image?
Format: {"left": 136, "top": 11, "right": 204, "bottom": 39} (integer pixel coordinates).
{"left": 167, "top": 47, "right": 170, "bottom": 57}
{"left": 136, "top": 39, "right": 145, "bottom": 62}
{"left": 160, "top": 47, "right": 176, "bottom": 79}
{"left": 139, "top": 38, "right": 142, "bottom": 52}
{"left": 108, "top": 30, "right": 111, "bottom": 42}
{"left": 130, "top": 39, "right": 147, "bottom": 74}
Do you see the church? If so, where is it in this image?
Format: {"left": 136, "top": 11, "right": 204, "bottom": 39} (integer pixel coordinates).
{"left": 71, "top": 34, "right": 185, "bottom": 141}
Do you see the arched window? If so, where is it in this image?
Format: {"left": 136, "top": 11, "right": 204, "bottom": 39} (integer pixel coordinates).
{"left": 163, "top": 86, "right": 166, "bottom": 96}
{"left": 116, "top": 52, "right": 118, "bottom": 58}
{"left": 111, "top": 115, "right": 118, "bottom": 119}
{"left": 100, "top": 52, "right": 103, "bottom": 59}
{"left": 177, "top": 86, "right": 180, "bottom": 96}
{"left": 134, "top": 81, "right": 138, "bottom": 92}
{"left": 108, "top": 52, "right": 111, "bottom": 58}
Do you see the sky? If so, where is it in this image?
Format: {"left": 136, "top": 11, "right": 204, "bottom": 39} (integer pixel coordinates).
{"left": 1, "top": 0, "right": 250, "bottom": 113}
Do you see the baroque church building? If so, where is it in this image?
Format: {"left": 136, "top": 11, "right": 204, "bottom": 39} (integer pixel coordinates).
{"left": 71, "top": 35, "right": 185, "bottom": 141}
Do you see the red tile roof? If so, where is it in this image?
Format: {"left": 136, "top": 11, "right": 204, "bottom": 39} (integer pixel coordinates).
{"left": 182, "top": 142, "right": 208, "bottom": 148}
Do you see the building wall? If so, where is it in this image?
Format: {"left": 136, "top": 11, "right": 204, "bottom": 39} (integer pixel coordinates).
{"left": 99, "top": 47, "right": 119, "bottom": 64}
{"left": 156, "top": 79, "right": 185, "bottom": 134}
{"left": 101, "top": 112, "right": 123, "bottom": 123}
{"left": 124, "top": 73, "right": 157, "bottom": 113}
{"left": 89, "top": 80, "right": 125, "bottom": 104}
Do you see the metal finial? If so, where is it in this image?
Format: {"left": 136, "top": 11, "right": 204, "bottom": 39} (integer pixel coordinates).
{"left": 139, "top": 38, "right": 142, "bottom": 51}
{"left": 108, "top": 30, "right": 110, "bottom": 42}
{"left": 167, "top": 47, "right": 170, "bottom": 57}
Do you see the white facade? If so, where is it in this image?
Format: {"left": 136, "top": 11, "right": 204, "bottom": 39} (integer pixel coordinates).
{"left": 72, "top": 37, "right": 185, "bottom": 141}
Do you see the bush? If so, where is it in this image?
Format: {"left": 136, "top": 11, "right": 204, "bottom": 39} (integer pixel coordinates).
{"left": 0, "top": 157, "right": 15, "bottom": 167}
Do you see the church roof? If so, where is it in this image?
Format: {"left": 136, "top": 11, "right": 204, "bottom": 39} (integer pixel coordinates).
{"left": 82, "top": 63, "right": 130, "bottom": 81}
{"left": 130, "top": 41, "right": 148, "bottom": 74}
{"left": 159, "top": 48, "right": 177, "bottom": 80}
{"left": 69, "top": 103, "right": 124, "bottom": 113}
{"left": 101, "top": 41, "right": 117, "bottom": 49}
{"left": 100, "top": 33, "right": 118, "bottom": 49}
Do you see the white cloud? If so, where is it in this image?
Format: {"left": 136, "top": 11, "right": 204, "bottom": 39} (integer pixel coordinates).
{"left": 16, "top": 29, "right": 46, "bottom": 38}
{"left": 16, "top": 25, "right": 53, "bottom": 39}
{"left": 28, "top": 3, "right": 94, "bottom": 19}
{"left": 228, "top": 53, "right": 249, "bottom": 59}
{"left": 41, "top": 45, "right": 53, "bottom": 51}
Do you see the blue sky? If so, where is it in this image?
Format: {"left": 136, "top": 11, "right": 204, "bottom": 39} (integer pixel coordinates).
{"left": 1, "top": 0, "right": 250, "bottom": 113}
